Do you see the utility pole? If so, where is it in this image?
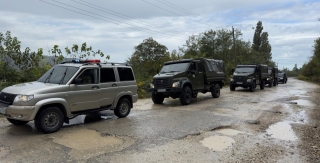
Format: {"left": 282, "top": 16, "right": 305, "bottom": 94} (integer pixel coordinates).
{"left": 232, "top": 26, "right": 236, "bottom": 66}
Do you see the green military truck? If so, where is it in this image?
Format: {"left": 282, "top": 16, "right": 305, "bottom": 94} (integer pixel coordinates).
{"left": 150, "top": 58, "right": 226, "bottom": 105}
{"left": 230, "top": 64, "right": 268, "bottom": 92}
{"left": 266, "top": 66, "right": 279, "bottom": 87}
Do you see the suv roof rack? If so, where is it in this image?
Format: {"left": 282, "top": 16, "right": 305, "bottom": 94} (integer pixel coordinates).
{"left": 102, "top": 62, "right": 131, "bottom": 66}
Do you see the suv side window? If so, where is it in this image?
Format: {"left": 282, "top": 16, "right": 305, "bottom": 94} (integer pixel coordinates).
{"left": 100, "top": 68, "right": 116, "bottom": 83}
{"left": 77, "top": 68, "right": 99, "bottom": 84}
{"left": 117, "top": 67, "right": 134, "bottom": 81}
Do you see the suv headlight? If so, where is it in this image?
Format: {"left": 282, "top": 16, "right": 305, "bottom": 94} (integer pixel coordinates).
{"left": 267, "top": 78, "right": 270, "bottom": 80}
{"left": 14, "top": 95, "right": 34, "bottom": 102}
{"left": 172, "top": 81, "right": 180, "bottom": 87}
{"left": 230, "top": 78, "right": 234, "bottom": 82}
{"left": 246, "top": 78, "right": 252, "bottom": 82}
{"left": 150, "top": 83, "right": 154, "bottom": 89}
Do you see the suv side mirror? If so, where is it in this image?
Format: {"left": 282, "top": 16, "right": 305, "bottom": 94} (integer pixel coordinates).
{"left": 73, "top": 78, "right": 82, "bottom": 85}
{"left": 190, "top": 69, "right": 196, "bottom": 74}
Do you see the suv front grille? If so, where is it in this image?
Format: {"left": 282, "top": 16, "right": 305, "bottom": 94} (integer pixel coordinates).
{"left": 0, "top": 92, "right": 17, "bottom": 105}
{"left": 154, "top": 78, "right": 171, "bottom": 88}
{"left": 234, "top": 76, "right": 247, "bottom": 82}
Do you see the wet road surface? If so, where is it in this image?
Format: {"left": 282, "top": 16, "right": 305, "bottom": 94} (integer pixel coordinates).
{"left": 0, "top": 78, "right": 319, "bottom": 162}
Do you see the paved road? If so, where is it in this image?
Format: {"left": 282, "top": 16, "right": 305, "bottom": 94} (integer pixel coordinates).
{"left": 0, "top": 78, "right": 318, "bottom": 162}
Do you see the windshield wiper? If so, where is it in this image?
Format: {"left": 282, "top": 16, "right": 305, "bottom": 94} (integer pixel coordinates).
{"left": 44, "top": 69, "right": 55, "bottom": 83}
{"left": 59, "top": 68, "right": 68, "bottom": 85}
{"left": 169, "top": 71, "right": 180, "bottom": 73}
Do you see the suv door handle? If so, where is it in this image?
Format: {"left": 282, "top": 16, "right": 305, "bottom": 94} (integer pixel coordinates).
{"left": 112, "top": 83, "right": 117, "bottom": 87}
{"left": 92, "top": 86, "right": 99, "bottom": 89}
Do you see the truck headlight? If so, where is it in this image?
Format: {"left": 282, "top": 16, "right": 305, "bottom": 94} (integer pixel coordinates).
{"left": 172, "top": 81, "right": 180, "bottom": 87}
{"left": 230, "top": 78, "right": 234, "bottom": 82}
{"left": 247, "top": 79, "right": 252, "bottom": 82}
{"left": 267, "top": 78, "right": 270, "bottom": 80}
{"left": 14, "top": 95, "right": 34, "bottom": 102}
{"left": 150, "top": 83, "right": 154, "bottom": 89}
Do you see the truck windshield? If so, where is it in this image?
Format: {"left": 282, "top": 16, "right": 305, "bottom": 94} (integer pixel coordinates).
{"left": 160, "top": 62, "right": 189, "bottom": 73}
{"left": 234, "top": 67, "right": 255, "bottom": 74}
{"left": 38, "top": 66, "right": 79, "bottom": 84}
{"left": 268, "top": 69, "right": 272, "bottom": 75}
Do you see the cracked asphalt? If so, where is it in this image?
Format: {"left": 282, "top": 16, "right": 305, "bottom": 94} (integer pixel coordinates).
{"left": 0, "top": 78, "right": 319, "bottom": 163}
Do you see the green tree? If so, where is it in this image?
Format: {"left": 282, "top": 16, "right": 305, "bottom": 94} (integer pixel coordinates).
{"left": 252, "top": 21, "right": 263, "bottom": 51}
{"left": 128, "top": 37, "right": 170, "bottom": 98}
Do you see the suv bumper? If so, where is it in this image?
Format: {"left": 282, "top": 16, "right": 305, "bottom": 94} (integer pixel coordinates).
{"left": 0, "top": 104, "right": 35, "bottom": 121}
{"left": 150, "top": 87, "right": 183, "bottom": 93}
{"left": 231, "top": 81, "right": 254, "bottom": 87}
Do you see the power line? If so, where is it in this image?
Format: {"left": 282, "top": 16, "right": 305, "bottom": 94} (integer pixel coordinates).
{"left": 142, "top": 0, "right": 221, "bottom": 27}
{"left": 40, "top": 0, "right": 185, "bottom": 40}
{"left": 72, "top": 0, "right": 183, "bottom": 35}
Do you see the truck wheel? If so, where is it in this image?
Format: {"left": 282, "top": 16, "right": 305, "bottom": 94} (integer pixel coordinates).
{"left": 230, "top": 84, "right": 235, "bottom": 91}
{"left": 211, "top": 84, "right": 220, "bottom": 98}
{"left": 179, "top": 86, "right": 192, "bottom": 105}
{"left": 152, "top": 93, "right": 164, "bottom": 104}
{"left": 273, "top": 79, "right": 277, "bottom": 86}
{"left": 34, "top": 106, "right": 64, "bottom": 134}
{"left": 249, "top": 82, "right": 256, "bottom": 92}
{"left": 269, "top": 79, "right": 273, "bottom": 87}
{"left": 260, "top": 80, "right": 265, "bottom": 90}
{"left": 114, "top": 98, "right": 131, "bottom": 118}
{"left": 7, "top": 118, "right": 29, "bottom": 126}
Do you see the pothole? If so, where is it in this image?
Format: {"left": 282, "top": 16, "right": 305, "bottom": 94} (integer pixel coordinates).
{"left": 266, "top": 121, "right": 298, "bottom": 141}
{"left": 53, "top": 129, "right": 135, "bottom": 160}
{"left": 200, "top": 135, "right": 235, "bottom": 151}
{"left": 216, "top": 129, "right": 244, "bottom": 136}
{"left": 292, "top": 99, "right": 315, "bottom": 107}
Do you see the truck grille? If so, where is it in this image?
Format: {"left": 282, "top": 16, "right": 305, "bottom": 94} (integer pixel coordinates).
{"left": 154, "top": 78, "right": 171, "bottom": 88}
{"left": 234, "top": 76, "right": 247, "bottom": 82}
{"left": 0, "top": 92, "right": 17, "bottom": 105}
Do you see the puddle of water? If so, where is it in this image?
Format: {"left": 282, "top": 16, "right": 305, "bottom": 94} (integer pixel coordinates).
{"left": 292, "top": 99, "right": 315, "bottom": 107}
{"left": 1, "top": 124, "right": 36, "bottom": 135}
{"left": 64, "top": 112, "right": 114, "bottom": 126}
{"left": 53, "top": 129, "right": 124, "bottom": 150}
{"left": 200, "top": 135, "right": 235, "bottom": 151}
{"left": 266, "top": 121, "right": 297, "bottom": 141}
{"left": 216, "top": 129, "right": 243, "bottom": 136}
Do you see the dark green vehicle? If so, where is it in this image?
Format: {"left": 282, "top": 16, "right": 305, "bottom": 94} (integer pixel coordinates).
{"left": 230, "top": 64, "right": 268, "bottom": 92}
{"left": 150, "top": 58, "right": 226, "bottom": 105}
{"left": 266, "top": 66, "right": 279, "bottom": 87}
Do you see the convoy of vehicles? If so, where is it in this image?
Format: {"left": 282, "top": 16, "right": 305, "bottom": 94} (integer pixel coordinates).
{"left": 0, "top": 59, "right": 138, "bottom": 133}
{"left": 149, "top": 58, "right": 226, "bottom": 105}
{"left": 0, "top": 57, "right": 286, "bottom": 134}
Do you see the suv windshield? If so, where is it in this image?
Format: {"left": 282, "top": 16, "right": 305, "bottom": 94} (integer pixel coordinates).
{"left": 38, "top": 66, "right": 79, "bottom": 84}
{"left": 160, "top": 62, "right": 189, "bottom": 74}
{"left": 278, "top": 73, "right": 284, "bottom": 77}
{"left": 234, "top": 67, "right": 255, "bottom": 74}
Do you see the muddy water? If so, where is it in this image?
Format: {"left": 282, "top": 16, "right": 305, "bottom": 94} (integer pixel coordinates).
{"left": 266, "top": 121, "right": 298, "bottom": 141}
{"left": 292, "top": 99, "right": 315, "bottom": 107}
{"left": 216, "top": 129, "right": 244, "bottom": 136}
{"left": 53, "top": 129, "right": 124, "bottom": 150}
{"left": 200, "top": 135, "right": 235, "bottom": 151}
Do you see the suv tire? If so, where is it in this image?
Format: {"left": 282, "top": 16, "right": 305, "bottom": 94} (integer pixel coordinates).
{"left": 114, "top": 98, "right": 131, "bottom": 118}
{"left": 152, "top": 93, "right": 164, "bottom": 104}
{"left": 179, "top": 86, "right": 191, "bottom": 105}
{"left": 230, "top": 84, "right": 235, "bottom": 91}
{"left": 35, "top": 106, "right": 64, "bottom": 134}
{"left": 249, "top": 82, "right": 256, "bottom": 92}
{"left": 7, "top": 118, "right": 29, "bottom": 126}
{"left": 211, "top": 84, "right": 220, "bottom": 98}
{"left": 260, "top": 80, "right": 265, "bottom": 90}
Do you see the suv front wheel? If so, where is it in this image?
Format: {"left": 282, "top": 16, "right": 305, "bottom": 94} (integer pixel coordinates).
{"left": 34, "top": 106, "right": 64, "bottom": 134}
{"left": 114, "top": 98, "right": 131, "bottom": 118}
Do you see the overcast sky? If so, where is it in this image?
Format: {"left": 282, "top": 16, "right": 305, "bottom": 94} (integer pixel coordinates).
{"left": 1, "top": 0, "right": 319, "bottom": 69}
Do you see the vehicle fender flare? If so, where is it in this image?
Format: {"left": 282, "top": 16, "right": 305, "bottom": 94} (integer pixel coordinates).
{"left": 31, "top": 98, "right": 70, "bottom": 120}
{"left": 113, "top": 91, "right": 134, "bottom": 109}
{"left": 180, "top": 80, "right": 193, "bottom": 90}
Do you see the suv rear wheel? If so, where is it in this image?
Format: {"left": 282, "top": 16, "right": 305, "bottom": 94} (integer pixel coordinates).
{"left": 114, "top": 98, "right": 131, "bottom": 118}
{"left": 7, "top": 118, "right": 29, "bottom": 126}
{"left": 179, "top": 86, "right": 191, "bottom": 105}
{"left": 211, "top": 84, "right": 220, "bottom": 98}
{"left": 152, "top": 93, "right": 164, "bottom": 104}
{"left": 34, "top": 106, "right": 64, "bottom": 134}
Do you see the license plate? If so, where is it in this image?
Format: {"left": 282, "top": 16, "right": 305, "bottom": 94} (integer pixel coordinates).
{"left": 236, "top": 82, "right": 243, "bottom": 84}
{"left": 0, "top": 107, "right": 6, "bottom": 114}
{"left": 157, "top": 89, "right": 166, "bottom": 92}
